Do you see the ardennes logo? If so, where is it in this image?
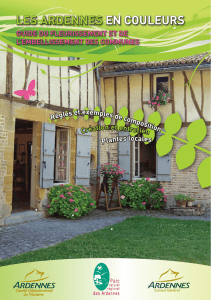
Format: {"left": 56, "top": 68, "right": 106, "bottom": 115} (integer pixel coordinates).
{"left": 13, "top": 269, "right": 56, "bottom": 295}
{"left": 148, "top": 269, "right": 190, "bottom": 292}
{"left": 93, "top": 263, "right": 110, "bottom": 291}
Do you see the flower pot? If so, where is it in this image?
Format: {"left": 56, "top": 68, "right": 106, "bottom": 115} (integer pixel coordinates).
{"left": 180, "top": 200, "right": 187, "bottom": 208}
{"left": 187, "top": 201, "right": 193, "bottom": 207}
{"left": 176, "top": 200, "right": 181, "bottom": 207}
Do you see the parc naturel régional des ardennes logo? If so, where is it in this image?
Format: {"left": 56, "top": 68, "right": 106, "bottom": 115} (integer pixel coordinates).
{"left": 93, "top": 263, "right": 110, "bottom": 291}
{"left": 148, "top": 268, "right": 190, "bottom": 292}
{"left": 13, "top": 269, "right": 56, "bottom": 296}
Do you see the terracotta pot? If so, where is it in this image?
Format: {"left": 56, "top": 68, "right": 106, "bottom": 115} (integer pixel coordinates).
{"left": 180, "top": 200, "right": 187, "bottom": 208}
{"left": 176, "top": 200, "right": 181, "bottom": 207}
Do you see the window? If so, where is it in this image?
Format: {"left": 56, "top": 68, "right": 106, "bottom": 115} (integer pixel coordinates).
{"left": 133, "top": 133, "right": 156, "bottom": 179}
{"left": 153, "top": 74, "right": 170, "bottom": 95}
{"left": 54, "top": 127, "right": 70, "bottom": 182}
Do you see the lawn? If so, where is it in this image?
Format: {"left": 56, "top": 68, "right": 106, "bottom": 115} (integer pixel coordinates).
{"left": 0, "top": 216, "right": 210, "bottom": 267}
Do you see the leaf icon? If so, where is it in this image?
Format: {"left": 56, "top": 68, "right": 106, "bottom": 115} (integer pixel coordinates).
{"left": 116, "top": 119, "right": 125, "bottom": 128}
{"left": 187, "top": 119, "right": 207, "bottom": 145}
{"left": 176, "top": 144, "right": 196, "bottom": 170}
{"left": 40, "top": 69, "right": 46, "bottom": 75}
{"left": 164, "top": 113, "right": 182, "bottom": 135}
{"left": 197, "top": 156, "right": 211, "bottom": 188}
{"left": 143, "top": 129, "right": 155, "bottom": 145}
{"left": 84, "top": 108, "right": 89, "bottom": 120}
{"left": 104, "top": 106, "right": 113, "bottom": 125}
{"left": 156, "top": 135, "right": 173, "bottom": 156}
{"left": 130, "top": 124, "right": 138, "bottom": 137}
{"left": 148, "top": 111, "right": 161, "bottom": 126}
{"left": 133, "top": 109, "right": 144, "bottom": 122}
{"left": 94, "top": 106, "right": 100, "bottom": 122}
{"left": 73, "top": 109, "right": 78, "bottom": 120}
{"left": 119, "top": 106, "right": 128, "bottom": 118}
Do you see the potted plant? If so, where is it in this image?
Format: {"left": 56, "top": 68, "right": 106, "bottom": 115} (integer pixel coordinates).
{"left": 99, "top": 163, "right": 125, "bottom": 195}
{"left": 148, "top": 90, "right": 170, "bottom": 109}
{"left": 186, "top": 196, "right": 195, "bottom": 207}
{"left": 174, "top": 194, "right": 187, "bottom": 208}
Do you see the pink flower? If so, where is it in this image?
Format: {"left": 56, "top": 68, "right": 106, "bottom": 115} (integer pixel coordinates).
{"left": 69, "top": 187, "right": 73, "bottom": 189}
{"left": 67, "top": 192, "right": 72, "bottom": 195}
{"left": 125, "top": 182, "right": 128, "bottom": 185}
{"left": 157, "top": 188, "right": 164, "bottom": 193}
{"left": 47, "top": 205, "right": 50, "bottom": 208}
{"left": 121, "top": 195, "right": 125, "bottom": 199}
{"left": 146, "top": 178, "right": 150, "bottom": 181}
{"left": 157, "top": 104, "right": 160, "bottom": 107}
{"left": 90, "top": 203, "right": 94, "bottom": 206}
{"left": 156, "top": 96, "right": 159, "bottom": 100}
{"left": 60, "top": 194, "right": 65, "bottom": 198}
{"left": 164, "top": 196, "right": 167, "bottom": 198}
{"left": 66, "top": 188, "right": 69, "bottom": 190}
{"left": 69, "top": 199, "right": 74, "bottom": 202}
{"left": 139, "top": 184, "right": 143, "bottom": 187}
{"left": 109, "top": 172, "right": 111, "bottom": 175}
{"left": 74, "top": 208, "right": 78, "bottom": 212}
{"left": 152, "top": 102, "right": 157, "bottom": 105}
{"left": 163, "top": 93, "right": 166, "bottom": 96}
{"left": 132, "top": 180, "right": 135, "bottom": 183}
{"left": 152, "top": 97, "right": 154, "bottom": 100}
{"left": 84, "top": 191, "right": 87, "bottom": 193}
{"left": 164, "top": 199, "right": 167, "bottom": 202}
{"left": 80, "top": 188, "right": 83, "bottom": 191}
{"left": 60, "top": 184, "right": 64, "bottom": 186}
{"left": 148, "top": 101, "right": 151, "bottom": 104}
{"left": 167, "top": 99, "right": 169, "bottom": 102}
{"left": 142, "top": 202, "right": 146, "bottom": 205}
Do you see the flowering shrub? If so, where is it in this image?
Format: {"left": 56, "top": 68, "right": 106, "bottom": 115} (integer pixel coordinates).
{"left": 119, "top": 178, "right": 167, "bottom": 210}
{"left": 148, "top": 90, "right": 170, "bottom": 109}
{"left": 99, "top": 163, "right": 125, "bottom": 195}
{"left": 47, "top": 184, "right": 96, "bottom": 219}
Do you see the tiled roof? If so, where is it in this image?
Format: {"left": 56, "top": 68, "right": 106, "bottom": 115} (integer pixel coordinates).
{"left": 99, "top": 53, "right": 211, "bottom": 73}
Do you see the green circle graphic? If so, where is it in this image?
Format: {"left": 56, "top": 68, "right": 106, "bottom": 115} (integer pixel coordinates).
{"left": 93, "top": 263, "right": 110, "bottom": 291}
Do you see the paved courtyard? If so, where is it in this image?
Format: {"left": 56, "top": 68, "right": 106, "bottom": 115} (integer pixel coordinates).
{"left": 0, "top": 208, "right": 210, "bottom": 260}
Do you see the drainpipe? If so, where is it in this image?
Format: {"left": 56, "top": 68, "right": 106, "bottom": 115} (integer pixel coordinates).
{"left": 95, "top": 62, "right": 101, "bottom": 197}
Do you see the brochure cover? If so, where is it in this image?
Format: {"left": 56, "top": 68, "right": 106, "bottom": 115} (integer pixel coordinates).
{"left": 0, "top": 0, "right": 210, "bottom": 299}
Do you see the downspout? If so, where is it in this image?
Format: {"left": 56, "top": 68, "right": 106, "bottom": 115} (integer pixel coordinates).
{"left": 95, "top": 63, "right": 101, "bottom": 197}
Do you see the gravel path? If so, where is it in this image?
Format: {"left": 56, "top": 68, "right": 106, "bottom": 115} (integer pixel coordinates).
{"left": 0, "top": 208, "right": 210, "bottom": 260}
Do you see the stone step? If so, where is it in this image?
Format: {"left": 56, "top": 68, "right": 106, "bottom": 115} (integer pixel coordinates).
{"left": 4, "top": 211, "right": 45, "bottom": 226}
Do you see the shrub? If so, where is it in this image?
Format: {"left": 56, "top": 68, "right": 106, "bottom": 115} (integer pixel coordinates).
{"left": 119, "top": 178, "right": 167, "bottom": 210}
{"left": 47, "top": 184, "right": 96, "bottom": 219}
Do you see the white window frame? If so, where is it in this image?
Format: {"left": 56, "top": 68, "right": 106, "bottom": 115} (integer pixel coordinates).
{"left": 153, "top": 73, "right": 170, "bottom": 96}
{"left": 132, "top": 134, "right": 157, "bottom": 181}
{"left": 54, "top": 127, "right": 70, "bottom": 184}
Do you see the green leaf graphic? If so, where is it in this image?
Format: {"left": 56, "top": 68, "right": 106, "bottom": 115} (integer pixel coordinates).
{"left": 156, "top": 135, "right": 173, "bottom": 156}
{"left": 133, "top": 109, "right": 144, "bottom": 121}
{"left": 130, "top": 124, "right": 138, "bottom": 137}
{"left": 84, "top": 108, "right": 89, "bottom": 120}
{"left": 176, "top": 144, "right": 196, "bottom": 170}
{"left": 164, "top": 113, "right": 182, "bottom": 135}
{"left": 40, "top": 69, "right": 46, "bottom": 75}
{"left": 119, "top": 106, "right": 128, "bottom": 118}
{"left": 148, "top": 111, "right": 161, "bottom": 126}
{"left": 187, "top": 119, "right": 207, "bottom": 144}
{"left": 116, "top": 119, "right": 125, "bottom": 128}
{"left": 94, "top": 106, "right": 100, "bottom": 123}
{"left": 144, "top": 129, "right": 155, "bottom": 145}
{"left": 197, "top": 156, "right": 211, "bottom": 188}
{"left": 73, "top": 109, "right": 78, "bottom": 120}
{"left": 104, "top": 106, "right": 113, "bottom": 125}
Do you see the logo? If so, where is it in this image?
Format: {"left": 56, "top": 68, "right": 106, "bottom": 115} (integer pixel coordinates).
{"left": 13, "top": 269, "right": 56, "bottom": 297}
{"left": 93, "top": 263, "right": 110, "bottom": 291}
{"left": 148, "top": 269, "right": 190, "bottom": 292}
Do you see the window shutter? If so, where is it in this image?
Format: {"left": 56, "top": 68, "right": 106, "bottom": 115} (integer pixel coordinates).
{"left": 40, "top": 123, "right": 56, "bottom": 188}
{"left": 156, "top": 132, "right": 171, "bottom": 181}
{"left": 118, "top": 131, "right": 131, "bottom": 180}
{"left": 75, "top": 129, "right": 91, "bottom": 186}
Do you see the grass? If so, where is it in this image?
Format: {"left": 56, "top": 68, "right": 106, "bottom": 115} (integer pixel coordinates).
{"left": 0, "top": 216, "right": 210, "bottom": 267}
